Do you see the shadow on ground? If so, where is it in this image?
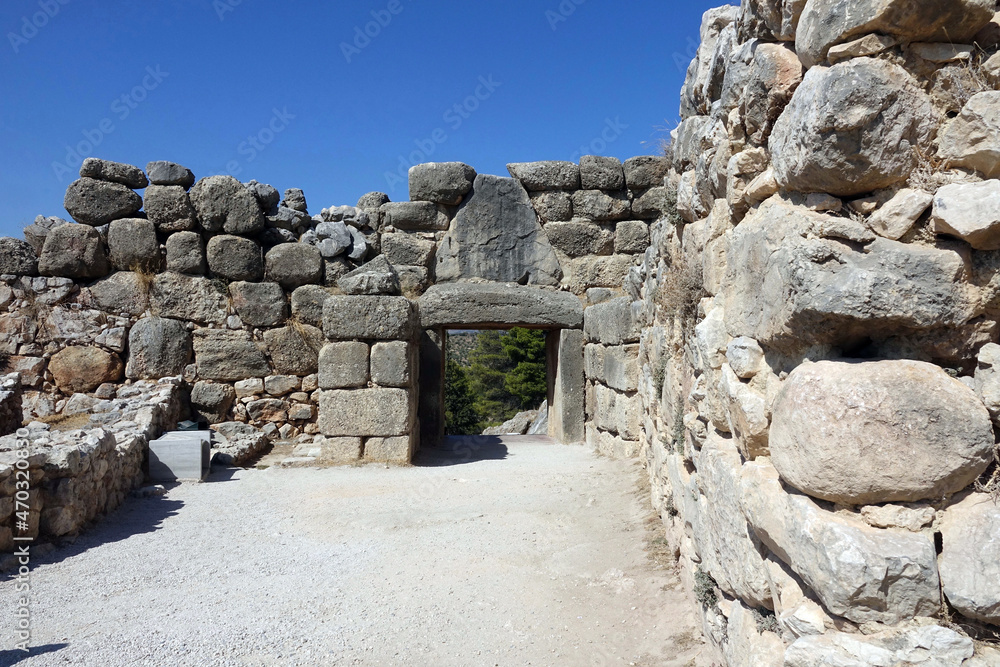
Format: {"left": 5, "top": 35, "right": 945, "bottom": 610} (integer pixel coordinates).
{"left": 0, "top": 643, "right": 70, "bottom": 665}
{"left": 414, "top": 435, "right": 509, "bottom": 467}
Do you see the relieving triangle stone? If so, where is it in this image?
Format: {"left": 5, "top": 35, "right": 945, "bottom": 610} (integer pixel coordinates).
{"left": 435, "top": 174, "right": 562, "bottom": 286}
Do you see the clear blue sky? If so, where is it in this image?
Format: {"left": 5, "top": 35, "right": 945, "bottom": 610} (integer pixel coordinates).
{"left": 0, "top": 0, "right": 729, "bottom": 239}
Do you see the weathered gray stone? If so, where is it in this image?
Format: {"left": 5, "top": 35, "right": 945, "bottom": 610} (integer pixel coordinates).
{"left": 742, "top": 43, "right": 803, "bottom": 147}
{"left": 49, "top": 346, "right": 123, "bottom": 393}
{"left": 795, "top": 0, "right": 993, "bottom": 68}
{"left": 290, "top": 285, "right": 332, "bottom": 327}
{"left": 206, "top": 235, "right": 263, "bottom": 282}
{"left": 314, "top": 221, "right": 352, "bottom": 259}
{"left": 189, "top": 175, "right": 266, "bottom": 235}
{"left": 212, "top": 421, "right": 268, "bottom": 465}
{"left": 264, "top": 375, "right": 300, "bottom": 397}
{"left": 246, "top": 398, "right": 287, "bottom": 422}
{"left": 912, "top": 42, "right": 973, "bottom": 63}
{"left": 771, "top": 360, "right": 995, "bottom": 504}
{"left": 0, "top": 238, "right": 38, "bottom": 276}
{"left": 229, "top": 281, "right": 287, "bottom": 328}
{"left": 107, "top": 218, "right": 160, "bottom": 272}
{"left": 292, "top": 436, "right": 362, "bottom": 463}
{"left": 419, "top": 283, "right": 583, "bottom": 329}
{"left": 741, "top": 459, "right": 942, "bottom": 624}
{"left": 363, "top": 435, "right": 413, "bottom": 463}
{"left": 318, "top": 342, "right": 369, "bottom": 389}
{"left": 38, "top": 223, "right": 110, "bottom": 279}
{"left": 436, "top": 174, "right": 562, "bottom": 286}
{"left": 939, "top": 493, "right": 1000, "bottom": 624}
{"left": 506, "top": 161, "right": 580, "bottom": 191}
{"left": 867, "top": 188, "right": 933, "bottom": 241}
{"left": 938, "top": 92, "right": 1000, "bottom": 177}
{"left": 337, "top": 255, "right": 401, "bottom": 296}
{"left": 726, "top": 337, "right": 763, "bottom": 379}
{"left": 614, "top": 221, "right": 649, "bottom": 255}
{"left": 931, "top": 180, "right": 1000, "bottom": 249}
{"left": 146, "top": 161, "right": 195, "bottom": 188}
{"left": 264, "top": 243, "right": 322, "bottom": 289}
{"left": 530, "top": 192, "right": 573, "bottom": 222}
{"left": 144, "top": 185, "right": 197, "bottom": 233}
{"left": 583, "top": 297, "right": 639, "bottom": 345}
{"left": 561, "top": 255, "right": 633, "bottom": 294}
{"left": 379, "top": 202, "right": 446, "bottom": 231}
{"left": 737, "top": 0, "right": 805, "bottom": 42}
{"left": 770, "top": 58, "right": 936, "bottom": 197}
{"left": 80, "top": 158, "right": 148, "bottom": 189}
{"left": 190, "top": 381, "right": 235, "bottom": 424}
{"left": 263, "top": 325, "right": 323, "bottom": 376}
{"left": 347, "top": 227, "right": 368, "bottom": 262}
{"left": 88, "top": 272, "right": 149, "bottom": 316}
{"left": 585, "top": 344, "right": 639, "bottom": 392}
{"left": 580, "top": 155, "right": 625, "bottom": 190}
{"left": 720, "top": 364, "right": 770, "bottom": 458}
{"left": 408, "top": 162, "right": 476, "bottom": 205}
{"left": 125, "top": 317, "right": 191, "bottom": 379}
{"left": 370, "top": 341, "right": 411, "bottom": 387}
{"left": 357, "top": 192, "right": 390, "bottom": 211}
{"left": 64, "top": 178, "right": 142, "bottom": 226}
{"left": 193, "top": 330, "right": 270, "bottom": 381}
{"left": 282, "top": 189, "right": 307, "bottom": 213}
{"left": 395, "top": 266, "right": 430, "bottom": 295}
{"left": 318, "top": 388, "right": 412, "bottom": 437}
{"left": 784, "top": 625, "right": 973, "bottom": 667}
{"left": 630, "top": 187, "right": 668, "bottom": 220}
{"left": 323, "top": 295, "right": 416, "bottom": 340}
{"left": 826, "top": 33, "right": 899, "bottom": 63}
{"left": 681, "top": 7, "right": 739, "bottom": 118}
{"left": 23, "top": 216, "right": 67, "bottom": 255}
{"left": 543, "top": 221, "right": 614, "bottom": 257}
{"left": 723, "top": 199, "right": 975, "bottom": 352}
{"left": 623, "top": 156, "right": 669, "bottom": 189}
{"left": 244, "top": 180, "right": 280, "bottom": 214}
{"left": 570, "top": 190, "right": 630, "bottom": 221}
{"left": 165, "top": 231, "right": 205, "bottom": 275}
{"left": 150, "top": 272, "right": 227, "bottom": 324}
{"left": 381, "top": 233, "right": 435, "bottom": 267}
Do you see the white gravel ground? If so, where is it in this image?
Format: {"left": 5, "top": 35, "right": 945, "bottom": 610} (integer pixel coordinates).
{"left": 0, "top": 437, "right": 706, "bottom": 666}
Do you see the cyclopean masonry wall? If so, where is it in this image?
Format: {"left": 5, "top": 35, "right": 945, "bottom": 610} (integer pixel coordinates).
{"left": 623, "top": 1, "right": 1000, "bottom": 664}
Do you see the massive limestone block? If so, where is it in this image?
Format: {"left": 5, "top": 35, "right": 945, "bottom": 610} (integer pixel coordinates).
{"left": 263, "top": 325, "right": 323, "bottom": 376}
{"left": 193, "top": 330, "right": 270, "bottom": 381}
{"left": 680, "top": 6, "right": 740, "bottom": 118}
{"left": 436, "top": 174, "right": 562, "bottom": 286}
{"left": 932, "top": 180, "right": 1000, "bottom": 249}
{"left": 318, "top": 388, "right": 412, "bottom": 437}
{"left": 561, "top": 255, "right": 634, "bottom": 294}
{"left": 795, "top": 0, "right": 994, "bottom": 68}
{"left": 337, "top": 255, "right": 401, "bottom": 296}
{"left": 580, "top": 155, "right": 625, "bottom": 190}
{"left": 379, "top": 202, "right": 446, "bottom": 231}
{"left": 146, "top": 160, "right": 195, "bottom": 188}
{"left": 189, "top": 175, "right": 265, "bottom": 235}
{"left": 49, "top": 346, "right": 123, "bottom": 393}
{"left": 264, "top": 243, "right": 322, "bottom": 289}
{"left": 543, "top": 221, "right": 614, "bottom": 257}
{"left": 144, "top": 185, "right": 198, "bottom": 233}
{"left": 229, "top": 281, "right": 286, "bottom": 328}
{"left": 696, "top": 432, "right": 773, "bottom": 609}
{"left": 38, "top": 223, "right": 110, "bottom": 279}
{"left": 150, "top": 273, "right": 227, "bottom": 325}
{"left": 584, "top": 297, "right": 639, "bottom": 345}
{"left": 770, "top": 360, "right": 995, "bottom": 504}
{"left": 0, "top": 238, "right": 38, "bottom": 276}
{"left": 623, "top": 156, "right": 670, "bottom": 190}
{"left": 419, "top": 283, "right": 583, "bottom": 329}
{"left": 737, "top": 0, "right": 806, "bottom": 41}
{"left": 64, "top": 177, "right": 142, "bottom": 226}
{"left": 88, "top": 272, "right": 149, "bottom": 316}
{"left": 381, "top": 233, "right": 436, "bottom": 268}
{"left": 742, "top": 43, "right": 803, "bottom": 147}
{"left": 165, "top": 231, "right": 205, "bottom": 275}
{"left": 939, "top": 493, "right": 1000, "bottom": 625}
{"left": 408, "top": 162, "right": 476, "bottom": 205}
{"left": 318, "top": 341, "right": 369, "bottom": 389}
{"left": 126, "top": 317, "right": 191, "bottom": 379}
{"left": 784, "top": 625, "right": 974, "bottom": 667}
{"left": 740, "top": 460, "right": 942, "bottom": 624}
{"left": 720, "top": 364, "right": 770, "bottom": 459}
{"left": 206, "top": 235, "right": 263, "bottom": 282}
{"left": 323, "top": 295, "right": 416, "bottom": 341}
{"left": 938, "top": 92, "right": 1000, "bottom": 177}
{"left": 506, "top": 161, "right": 580, "bottom": 191}
{"left": 371, "top": 341, "right": 411, "bottom": 387}
{"left": 769, "top": 58, "right": 936, "bottom": 197}
{"left": 723, "top": 198, "right": 975, "bottom": 352}
{"left": 79, "top": 157, "right": 148, "bottom": 188}
{"left": 584, "top": 344, "right": 639, "bottom": 392}
{"left": 571, "top": 190, "right": 630, "bottom": 221}
{"left": 106, "top": 218, "right": 160, "bottom": 272}
{"left": 290, "top": 285, "right": 332, "bottom": 327}
{"left": 190, "top": 381, "right": 236, "bottom": 425}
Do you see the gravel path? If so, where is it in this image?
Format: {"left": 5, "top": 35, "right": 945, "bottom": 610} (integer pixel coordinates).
{"left": 0, "top": 437, "right": 707, "bottom": 666}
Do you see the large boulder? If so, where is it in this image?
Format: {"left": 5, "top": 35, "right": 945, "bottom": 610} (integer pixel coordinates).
{"left": 263, "top": 325, "right": 323, "bottom": 376}
{"left": 125, "top": 317, "right": 191, "bottom": 379}
{"left": 146, "top": 161, "right": 195, "bottom": 188}
{"left": 0, "top": 238, "right": 38, "bottom": 276}
{"left": 723, "top": 198, "right": 976, "bottom": 353}
{"left": 938, "top": 92, "right": 1000, "bottom": 177}
{"left": 106, "top": 218, "right": 160, "bottom": 271}
{"left": 419, "top": 283, "right": 583, "bottom": 329}
{"left": 770, "top": 360, "right": 995, "bottom": 504}
{"left": 506, "top": 161, "right": 580, "bottom": 191}
{"left": 144, "top": 185, "right": 198, "bottom": 233}
{"left": 49, "top": 346, "right": 123, "bottom": 393}
{"left": 149, "top": 273, "right": 227, "bottom": 325}
{"left": 784, "top": 625, "right": 973, "bottom": 667}
{"left": 623, "top": 156, "right": 670, "bottom": 189}
{"left": 939, "top": 493, "right": 1000, "bottom": 625}
{"left": 37, "top": 223, "right": 110, "bottom": 279}
{"left": 189, "top": 381, "right": 235, "bottom": 425}
{"left": 192, "top": 330, "right": 270, "bottom": 381}
{"left": 931, "top": 180, "right": 1000, "bottom": 249}
{"left": 543, "top": 221, "right": 614, "bottom": 257}
{"left": 337, "top": 255, "right": 401, "bottom": 296}
{"left": 741, "top": 43, "right": 803, "bottom": 147}
{"left": 579, "top": 156, "right": 625, "bottom": 190}
{"left": 189, "top": 175, "right": 265, "bottom": 235}
{"left": 379, "top": 202, "right": 446, "bottom": 231}
{"left": 322, "top": 295, "right": 416, "bottom": 341}
{"left": 229, "top": 281, "right": 286, "bottom": 328}
{"left": 740, "top": 460, "right": 941, "bottom": 624}
{"left": 289, "top": 285, "right": 332, "bottom": 327}
{"left": 680, "top": 7, "right": 740, "bottom": 118}
{"left": 317, "top": 388, "right": 412, "bottom": 437}
{"left": 381, "top": 233, "right": 436, "bottom": 268}
{"left": 264, "top": 243, "right": 322, "bottom": 289}
{"left": 63, "top": 177, "right": 142, "bottom": 226}
{"left": 436, "top": 174, "right": 562, "bottom": 286}
{"left": 769, "top": 58, "right": 936, "bottom": 197}
{"left": 584, "top": 297, "right": 640, "bottom": 345}
{"left": 795, "top": 0, "right": 994, "bottom": 68}
{"left": 165, "top": 231, "right": 205, "bottom": 275}
{"left": 737, "top": 0, "right": 806, "bottom": 41}
{"left": 88, "top": 272, "right": 149, "bottom": 316}
{"left": 79, "top": 158, "right": 148, "bottom": 189}
{"left": 206, "top": 235, "right": 263, "bottom": 282}
{"left": 408, "top": 162, "right": 476, "bottom": 205}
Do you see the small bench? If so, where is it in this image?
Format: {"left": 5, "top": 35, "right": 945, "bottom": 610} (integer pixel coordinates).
{"left": 148, "top": 430, "right": 212, "bottom": 482}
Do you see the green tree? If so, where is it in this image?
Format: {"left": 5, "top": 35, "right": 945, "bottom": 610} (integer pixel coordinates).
{"left": 501, "top": 328, "right": 547, "bottom": 410}
{"left": 467, "top": 330, "right": 518, "bottom": 426}
{"left": 444, "top": 359, "right": 481, "bottom": 435}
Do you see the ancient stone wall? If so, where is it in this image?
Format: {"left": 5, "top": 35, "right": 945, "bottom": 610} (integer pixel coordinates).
{"left": 625, "top": 1, "right": 1000, "bottom": 664}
